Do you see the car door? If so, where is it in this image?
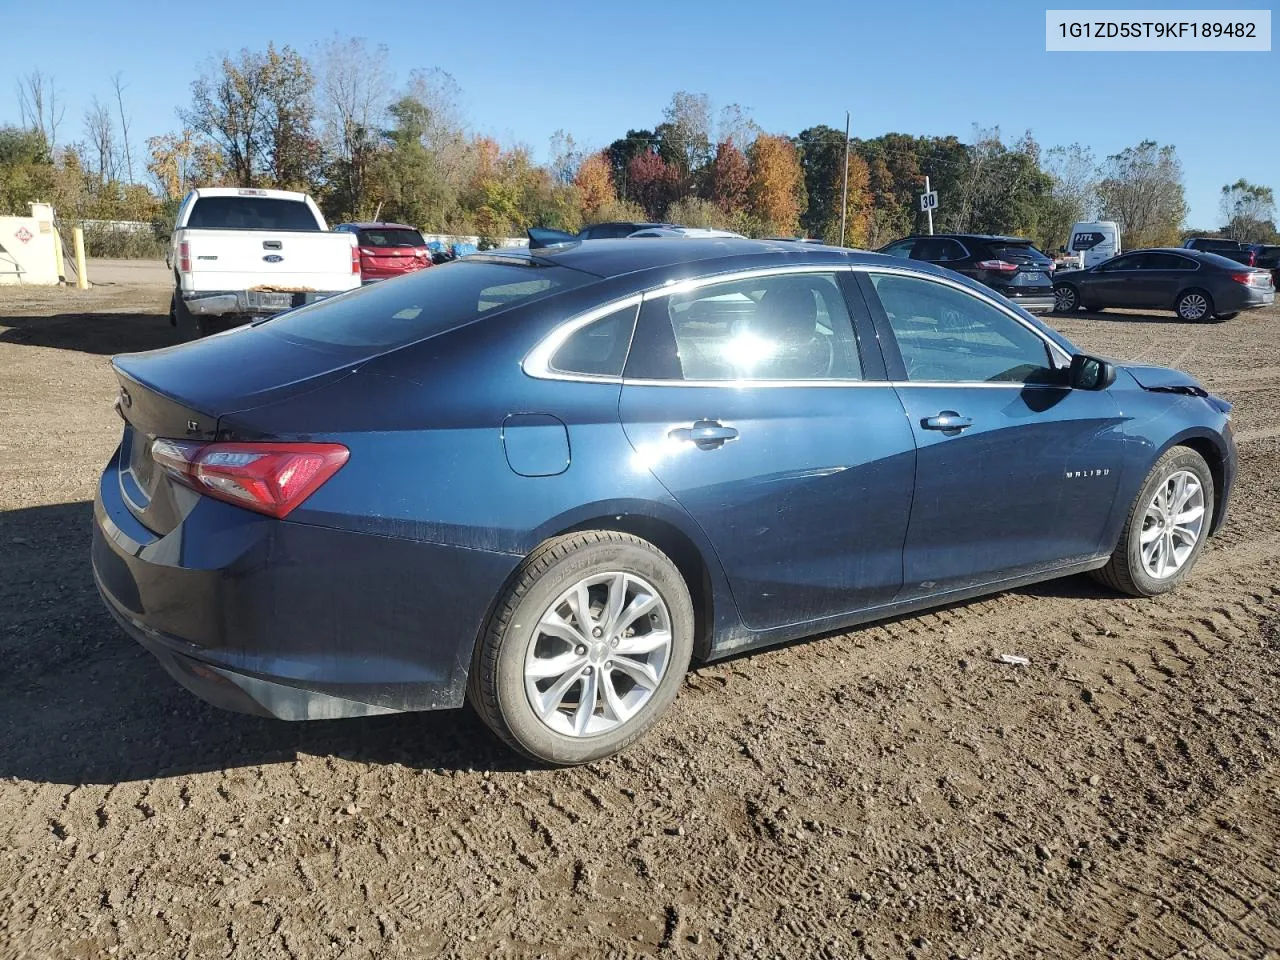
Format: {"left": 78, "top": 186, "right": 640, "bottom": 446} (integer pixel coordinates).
{"left": 1125, "top": 252, "right": 1192, "bottom": 309}
{"left": 858, "top": 269, "right": 1127, "bottom": 598}
{"left": 1086, "top": 253, "right": 1146, "bottom": 307}
{"left": 618, "top": 268, "right": 916, "bottom": 630}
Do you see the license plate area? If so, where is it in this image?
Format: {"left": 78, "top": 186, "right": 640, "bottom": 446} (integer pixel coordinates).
{"left": 247, "top": 291, "right": 297, "bottom": 312}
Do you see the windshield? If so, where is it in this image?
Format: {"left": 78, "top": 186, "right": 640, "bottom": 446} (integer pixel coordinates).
{"left": 258, "top": 258, "right": 592, "bottom": 350}
{"left": 187, "top": 197, "right": 321, "bottom": 231}
{"left": 357, "top": 228, "right": 425, "bottom": 248}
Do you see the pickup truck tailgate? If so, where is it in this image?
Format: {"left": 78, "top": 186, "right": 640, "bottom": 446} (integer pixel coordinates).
{"left": 182, "top": 229, "right": 357, "bottom": 293}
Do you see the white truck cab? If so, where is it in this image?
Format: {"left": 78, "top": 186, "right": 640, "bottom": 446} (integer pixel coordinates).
{"left": 169, "top": 187, "right": 360, "bottom": 336}
{"left": 1066, "top": 221, "right": 1122, "bottom": 269}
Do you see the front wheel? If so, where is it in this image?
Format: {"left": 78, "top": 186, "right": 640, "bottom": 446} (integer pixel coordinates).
{"left": 1091, "top": 447, "right": 1214, "bottom": 597}
{"left": 469, "top": 531, "right": 694, "bottom": 765}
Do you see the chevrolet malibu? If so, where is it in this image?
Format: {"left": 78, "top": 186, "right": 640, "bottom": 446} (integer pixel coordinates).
{"left": 93, "top": 239, "right": 1236, "bottom": 764}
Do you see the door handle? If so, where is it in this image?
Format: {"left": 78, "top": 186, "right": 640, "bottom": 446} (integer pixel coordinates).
{"left": 668, "top": 420, "right": 739, "bottom": 449}
{"left": 922, "top": 412, "right": 973, "bottom": 432}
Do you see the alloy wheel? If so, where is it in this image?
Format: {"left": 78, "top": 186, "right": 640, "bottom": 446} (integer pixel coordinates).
{"left": 1139, "top": 469, "right": 1206, "bottom": 579}
{"left": 1178, "top": 293, "right": 1209, "bottom": 321}
{"left": 523, "top": 572, "right": 673, "bottom": 737}
{"left": 1054, "top": 285, "right": 1077, "bottom": 312}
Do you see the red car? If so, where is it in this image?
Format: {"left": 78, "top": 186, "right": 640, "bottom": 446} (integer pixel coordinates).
{"left": 335, "top": 222, "right": 433, "bottom": 282}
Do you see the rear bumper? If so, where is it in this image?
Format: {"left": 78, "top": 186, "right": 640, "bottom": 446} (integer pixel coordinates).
{"left": 182, "top": 289, "right": 352, "bottom": 317}
{"left": 92, "top": 447, "right": 520, "bottom": 720}
{"left": 1003, "top": 293, "right": 1055, "bottom": 313}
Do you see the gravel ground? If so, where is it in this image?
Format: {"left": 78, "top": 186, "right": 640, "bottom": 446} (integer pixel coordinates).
{"left": 1, "top": 273, "right": 1278, "bottom": 959}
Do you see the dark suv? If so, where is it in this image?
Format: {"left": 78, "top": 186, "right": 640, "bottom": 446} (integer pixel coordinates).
{"left": 878, "top": 234, "right": 1056, "bottom": 312}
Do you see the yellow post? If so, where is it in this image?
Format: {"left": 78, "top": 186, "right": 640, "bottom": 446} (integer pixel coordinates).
{"left": 52, "top": 228, "right": 66, "bottom": 282}
{"left": 73, "top": 227, "right": 88, "bottom": 289}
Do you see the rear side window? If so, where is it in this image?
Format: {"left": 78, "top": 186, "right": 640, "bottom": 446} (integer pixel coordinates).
{"left": 357, "top": 228, "right": 425, "bottom": 247}
{"left": 186, "top": 197, "right": 321, "bottom": 231}
{"left": 260, "top": 258, "right": 591, "bottom": 350}
{"left": 549, "top": 305, "right": 639, "bottom": 377}
{"left": 913, "top": 238, "right": 966, "bottom": 262}
{"left": 1197, "top": 251, "right": 1253, "bottom": 270}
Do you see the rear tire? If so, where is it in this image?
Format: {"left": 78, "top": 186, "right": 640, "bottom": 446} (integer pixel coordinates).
{"left": 1175, "top": 289, "right": 1214, "bottom": 322}
{"left": 1091, "top": 447, "right": 1214, "bottom": 597}
{"left": 468, "top": 531, "right": 694, "bottom": 765}
{"left": 1215, "top": 311, "right": 1239, "bottom": 321}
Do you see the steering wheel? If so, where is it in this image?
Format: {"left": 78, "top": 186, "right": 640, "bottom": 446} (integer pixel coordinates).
{"left": 904, "top": 356, "right": 952, "bottom": 382}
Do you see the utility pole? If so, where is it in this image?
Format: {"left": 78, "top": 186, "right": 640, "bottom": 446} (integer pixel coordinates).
{"left": 839, "top": 111, "right": 850, "bottom": 246}
{"left": 925, "top": 175, "right": 934, "bottom": 236}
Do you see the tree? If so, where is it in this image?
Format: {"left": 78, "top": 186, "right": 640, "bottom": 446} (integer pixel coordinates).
{"left": 716, "top": 104, "right": 759, "bottom": 154}
{"left": 747, "top": 134, "right": 805, "bottom": 235}
{"left": 656, "top": 91, "right": 712, "bottom": 175}
{"left": 182, "top": 44, "right": 318, "bottom": 188}
{"left": 316, "top": 36, "right": 391, "bottom": 219}
{"left": 1041, "top": 143, "right": 1098, "bottom": 252}
{"left": 626, "top": 150, "right": 679, "bottom": 220}
{"left": 111, "top": 73, "right": 134, "bottom": 183}
{"left": 146, "top": 129, "right": 224, "bottom": 200}
{"left": 709, "top": 139, "right": 750, "bottom": 216}
{"left": 665, "top": 197, "right": 732, "bottom": 230}
{"left": 827, "top": 150, "right": 871, "bottom": 247}
{"left": 1097, "top": 140, "right": 1187, "bottom": 248}
{"left": 1219, "top": 179, "right": 1277, "bottom": 241}
{"left": 607, "top": 129, "right": 656, "bottom": 197}
{"left": 574, "top": 151, "right": 616, "bottom": 218}
{"left": 16, "top": 70, "right": 64, "bottom": 152}
{"left": 83, "top": 97, "right": 117, "bottom": 185}
{"left": 548, "top": 129, "right": 582, "bottom": 185}
{"left": 796, "top": 125, "right": 846, "bottom": 238}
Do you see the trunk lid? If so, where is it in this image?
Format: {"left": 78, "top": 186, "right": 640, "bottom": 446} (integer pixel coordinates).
{"left": 110, "top": 328, "right": 360, "bottom": 535}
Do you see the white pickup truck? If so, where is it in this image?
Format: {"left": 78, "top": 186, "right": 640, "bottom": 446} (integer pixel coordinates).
{"left": 168, "top": 187, "right": 361, "bottom": 337}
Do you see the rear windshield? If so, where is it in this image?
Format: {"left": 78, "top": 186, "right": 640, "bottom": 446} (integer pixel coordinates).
{"left": 259, "top": 257, "right": 592, "bottom": 350}
{"left": 988, "top": 242, "right": 1051, "bottom": 262}
{"left": 357, "top": 228, "right": 425, "bottom": 248}
{"left": 187, "top": 197, "right": 321, "bottom": 231}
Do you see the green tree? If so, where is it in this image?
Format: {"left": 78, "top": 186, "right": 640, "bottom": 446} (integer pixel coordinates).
{"left": 1219, "top": 179, "right": 1277, "bottom": 241}
{"left": 1097, "top": 140, "right": 1187, "bottom": 248}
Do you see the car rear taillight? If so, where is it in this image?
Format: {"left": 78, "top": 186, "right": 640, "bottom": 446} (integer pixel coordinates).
{"left": 352, "top": 246, "right": 362, "bottom": 274}
{"left": 151, "top": 439, "right": 349, "bottom": 519}
{"left": 1247, "top": 251, "right": 1257, "bottom": 266}
{"left": 178, "top": 240, "right": 191, "bottom": 274}
{"left": 976, "top": 259, "right": 1019, "bottom": 273}
{"left": 1231, "top": 271, "right": 1271, "bottom": 288}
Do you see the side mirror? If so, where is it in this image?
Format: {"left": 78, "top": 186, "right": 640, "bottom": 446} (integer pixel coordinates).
{"left": 1070, "top": 354, "right": 1116, "bottom": 391}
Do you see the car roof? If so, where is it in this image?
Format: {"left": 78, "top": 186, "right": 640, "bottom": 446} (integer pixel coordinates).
{"left": 191, "top": 187, "right": 310, "bottom": 203}
{"left": 903, "top": 233, "right": 1035, "bottom": 243}
{"left": 481, "top": 237, "right": 949, "bottom": 280}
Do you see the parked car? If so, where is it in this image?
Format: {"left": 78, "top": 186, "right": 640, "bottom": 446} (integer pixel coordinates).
{"left": 627, "top": 226, "right": 744, "bottom": 238}
{"left": 167, "top": 187, "right": 361, "bottom": 338}
{"left": 334, "top": 222, "right": 433, "bottom": 282}
{"left": 1182, "top": 237, "right": 1258, "bottom": 266}
{"left": 96, "top": 238, "right": 1236, "bottom": 764}
{"left": 529, "top": 221, "right": 674, "bottom": 248}
{"left": 1249, "top": 243, "right": 1280, "bottom": 288}
{"left": 1053, "top": 248, "right": 1275, "bottom": 321}
{"left": 878, "top": 234, "right": 1056, "bottom": 313}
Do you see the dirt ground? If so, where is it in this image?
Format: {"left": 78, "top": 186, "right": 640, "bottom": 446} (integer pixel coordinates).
{"left": 1, "top": 266, "right": 1278, "bottom": 960}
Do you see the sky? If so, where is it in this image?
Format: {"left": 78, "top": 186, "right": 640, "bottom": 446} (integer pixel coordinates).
{"left": 1, "top": 0, "right": 1275, "bottom": 228}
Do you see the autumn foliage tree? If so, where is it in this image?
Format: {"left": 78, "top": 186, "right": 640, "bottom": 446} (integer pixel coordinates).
{"left": 574, "top": 151, "right": 616, "bottom": 219}
{"left": 709, "top": 139, "right": 749, "bottom": 216}
{"left": 627, "top": 150, "right": 679, "bottom": 220}
{"left": 747, "top": 134, "right": 804, "bottom": 235}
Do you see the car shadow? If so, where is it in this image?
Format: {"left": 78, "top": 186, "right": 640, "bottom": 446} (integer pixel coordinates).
{"left": 0, "top": 502, "right": 532, "bottom": 786}
{"left": 0, "top": 312, "right": 180, "bottom": 355}
{"left": 1069, "top": 309, "right": 1186, "bottom": 325}
{"left": 1, "top": 499, "right": 1121, "bottom": 786}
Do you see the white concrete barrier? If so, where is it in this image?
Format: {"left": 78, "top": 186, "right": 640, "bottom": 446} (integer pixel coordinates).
{"left": 0, "top": 203, "right": 61, "bottom": 285}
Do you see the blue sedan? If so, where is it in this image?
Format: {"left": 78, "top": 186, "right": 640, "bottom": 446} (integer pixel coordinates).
{"left": 92, "top": 239, "right": 1236, "bottom": 764}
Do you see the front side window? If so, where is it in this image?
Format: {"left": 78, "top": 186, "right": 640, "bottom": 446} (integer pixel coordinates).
{"left": 1097, "top": 254, "right": 1140, "bottom": 272}
{"left": 632, "top": 273, "right": 862, "bottom": 381}
{"left": 869, "top": 273, "right": 1056, "bottom": 384}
